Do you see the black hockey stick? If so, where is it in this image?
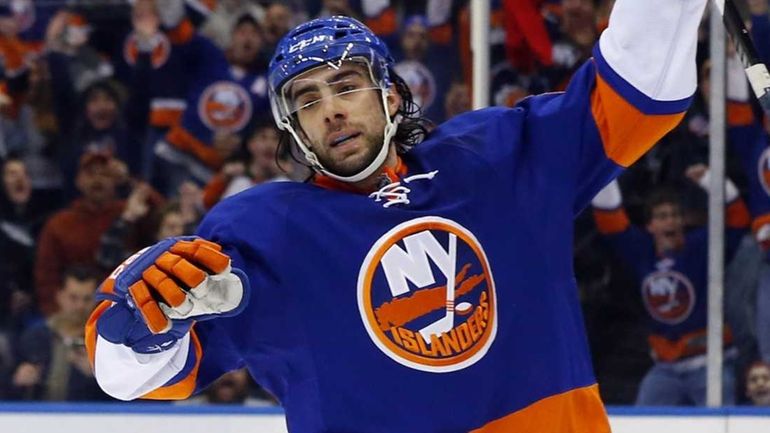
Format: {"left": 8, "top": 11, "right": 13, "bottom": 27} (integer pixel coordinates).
{"left": 715, "top": 0, "right": 770, "bottom": 112}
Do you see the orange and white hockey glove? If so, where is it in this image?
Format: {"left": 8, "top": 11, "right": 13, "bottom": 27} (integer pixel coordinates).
{"left": 94, "top": 236, "right": 250, "bottom": 353}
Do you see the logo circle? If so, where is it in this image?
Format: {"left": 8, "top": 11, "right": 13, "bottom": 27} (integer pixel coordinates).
{"left": 641, "top": 270, "right": 696, "bottom": 325}
{"left": 357, "top": 216, "right": 497, "bottom": 373}
{"left": 758, "top": 147, "right": 770, "bottom": 197}
{"left": 197, "top": 81, "right": 252, "bottom": 133}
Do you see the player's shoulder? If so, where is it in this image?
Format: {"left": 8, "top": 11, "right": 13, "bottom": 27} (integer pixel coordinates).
{"left": 198, "top": 181, "right": 314, "bottom": 236}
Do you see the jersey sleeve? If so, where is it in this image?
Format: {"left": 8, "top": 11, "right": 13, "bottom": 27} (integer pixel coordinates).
{"left": 522, "top": 0, "right": 705, "bottom": 214}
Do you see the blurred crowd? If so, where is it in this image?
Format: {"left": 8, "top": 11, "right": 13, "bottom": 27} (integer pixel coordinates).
{"left": 0, "top": 0, "right": 769, "bottom": 407}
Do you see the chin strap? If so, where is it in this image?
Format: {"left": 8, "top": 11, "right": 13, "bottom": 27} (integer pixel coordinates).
{"left": 282, "top": 88, "right": 401, "bottom": 184}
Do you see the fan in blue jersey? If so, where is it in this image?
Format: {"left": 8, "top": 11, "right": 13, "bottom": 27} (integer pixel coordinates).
{"left": 591, "top": 170, "right": 750, "bottom": 405}
{"left": 86, "top": 3, "right": 708, "bottom": 432}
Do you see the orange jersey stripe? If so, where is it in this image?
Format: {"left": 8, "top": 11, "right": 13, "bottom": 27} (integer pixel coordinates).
{"left": 471, "top": 384, "right": 609, "bottom": 433}
{"left": 166, "top": 125, "right": 223, "bottom": 169}
{"left": 727, "top": 101, "right": 756, "bottom": 127}
{"left": 364, "top": 8, "right": 397, "bottom": 36}
{"left": 85, "top": 300, "right": 113, "bottom": 368}
{"left": 591, "top": 72, "right": 685, "bottom": 168}
{"left": 593, "top": 208, "right": 630, "bottom": 235}
{"left": 168, "top": 19, "right": 195, "bottom": 45}
{"left": 648, "top": 327, "right": 733, "bottom": 362}
{"left": 150, "top": 108, "right": 184, "bottom": 128}
{"left": 726, "top": 199, "right": 751, "bottom": 229}
{"left": 142, "top": 328, "right": 203, "bottom": 400}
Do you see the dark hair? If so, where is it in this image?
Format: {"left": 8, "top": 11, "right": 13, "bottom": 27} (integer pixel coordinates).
{"left": 62, "top": 264, "right": 102, "bottom": 288}
{"left": 275, "top": 69, "right": 433, "bottom": 177}
{"left": 644, "top": 187, "right": 682, "bottom": 222}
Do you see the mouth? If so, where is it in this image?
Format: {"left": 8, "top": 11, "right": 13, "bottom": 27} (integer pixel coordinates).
{"left": 328, "top": 132, "right": 361, "bottom": 148}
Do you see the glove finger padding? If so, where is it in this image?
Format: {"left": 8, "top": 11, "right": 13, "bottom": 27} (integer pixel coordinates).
{"left": 161, "top": 267, "right": 248, "bottom": 321}
{"left": 100, "top": 236, "right": 250, "bottom": 337}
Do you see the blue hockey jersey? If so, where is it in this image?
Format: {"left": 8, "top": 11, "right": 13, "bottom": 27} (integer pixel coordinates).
{"left": 87, "top": 1, "right": 707, "bottom": 431}
{"left": 592, "top": 197, "right": 749, "bottom": 362}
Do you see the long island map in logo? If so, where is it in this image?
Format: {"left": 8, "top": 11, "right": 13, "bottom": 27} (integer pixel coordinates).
{"left": 357, "top": 217, "right": 497, "bottom": 373}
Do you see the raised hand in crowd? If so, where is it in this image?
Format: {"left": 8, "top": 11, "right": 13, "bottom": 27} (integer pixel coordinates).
{"left": 44, "top": 11, "right": 89, "bottom": 55}
{"left": 132, "top": 0, "right": 161, "bottom": 48}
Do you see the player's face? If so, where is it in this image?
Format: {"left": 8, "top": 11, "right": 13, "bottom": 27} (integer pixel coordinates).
{"left": 747, "top": 364, "right": 770, "bottom": 406}
{"left": 287, "top": 62, "right": 400, "bottom": 177}
{"left": 647, "top": 202, "right": 685, "bottom": 252}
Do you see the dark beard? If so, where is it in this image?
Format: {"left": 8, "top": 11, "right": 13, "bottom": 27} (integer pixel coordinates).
{"left": 316, "top": 132, "right": 385, "bottom": 177}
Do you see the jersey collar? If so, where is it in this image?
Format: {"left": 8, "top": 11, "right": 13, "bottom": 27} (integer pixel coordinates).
{"left": 313, "top": 156, "right": 407, "bottom": 194}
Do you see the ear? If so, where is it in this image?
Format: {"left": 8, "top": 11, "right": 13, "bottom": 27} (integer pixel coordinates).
{"left": 386, "top": 84, "right": 402, "bottom": 118}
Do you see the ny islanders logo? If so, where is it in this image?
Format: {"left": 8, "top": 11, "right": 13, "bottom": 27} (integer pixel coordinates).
{"left": 641, "top": 270, "right": 696, "bottom": 325}
{"left": 198, "top": 81, "right": 252, "bottom": 133}
{"left": 357, "top": 217, "right": 497, "bottom": 373}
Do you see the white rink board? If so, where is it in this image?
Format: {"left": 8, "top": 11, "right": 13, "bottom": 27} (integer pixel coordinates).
{"left": 0, "top": 413, "right": 289, "bottom": 433}
{"left": 2, "top": 405, "right": 770, "bottom": 433}
{"left": 609, "top": 416, "right": 770, "bottom": 433}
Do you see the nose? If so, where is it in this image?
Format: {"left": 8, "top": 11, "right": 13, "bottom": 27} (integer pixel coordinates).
{"left": 320, "top": 93, "right": 348, "bottom": 124}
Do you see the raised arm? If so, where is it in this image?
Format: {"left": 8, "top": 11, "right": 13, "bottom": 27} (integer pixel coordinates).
{"left": 517, "top": 0, "right": 707, "bottom": 213}
{"left": 591, "top": 179, "right": 654, "bottom": 273}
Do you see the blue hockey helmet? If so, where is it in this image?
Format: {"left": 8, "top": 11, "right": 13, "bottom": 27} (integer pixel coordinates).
{"left": 267, "top": 16, "right": 401, "bottom": 183}
{"left": 268, "top": 16, "right": 394, "bottom": 97}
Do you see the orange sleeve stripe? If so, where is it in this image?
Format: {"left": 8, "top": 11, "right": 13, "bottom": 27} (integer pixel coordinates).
{"left": 727, "top": 101, "right": 756, "bottom": 127}
{"left": 752, "top": 213, "right": 770, "bottom": 234}
{"left": 471, "top": 384, "right": 609, "bottom": 433}
{"left": 166, "top": 125, "right": 223, "bottom": 169}
{"left": 591, "top": 72, "right": 685, "bottom": 168}
{"left": 167, "top": 19, "right": 195, "bottom": 45}
{"left": 141, "top": 328, "right": 203, "bottom": 400}
{"left": 203, "top": 173, "right": 229, "bottom": 209}
{"left": 726, "top": 199, "right": 752, "bottom": 229}
{"left": 85, "top": 300, "right": 113, "bottom": 368}
{"left": 593, "top": 208, "right": 630, "bottom": 235}
{"left": 150, "top": 108, "right": 184, "bottom": 128}
{"left": 429, "top": 24, "right": 452, "bottom": 45}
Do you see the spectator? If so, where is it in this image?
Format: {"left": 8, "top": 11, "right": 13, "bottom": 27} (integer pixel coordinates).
{"left": 203, "top": 119, "right": 291, "bottom": 209}
{"left": 178, "top": 368, "right": 278, "bottom": 406}
{"left": 393, "top": 15, "right": 456, "bottom": 122}
{"left": 746, "top": 361, "right": 770, "bottom": 406}
{"left": 34, "top": 152, "right": 127, "bottom": 316}
{"left": 443, "top": 80, "right": 471, "bottom": 120}
{"left": 316, "top": 0, "right": 361, "bottom": 20}
{"left": 262, "top": 2, "right": 293, "bottom": 54}
{"left": 200, "top": 1, "right": 265, "bottom": 50}
{"left": 0, "top": 158, "right": 57, "bottom": 330}
{"left": 591, "top": 167, "right": 750, "bottom": 406}
{"left": 133, "top": 2, "right": 270, "bottom": 195}
{"left": 96, "top": 181, "right": 165, "bottom": 272}
{"left": 11, "top": 265, "right": 109, "bottom": 401}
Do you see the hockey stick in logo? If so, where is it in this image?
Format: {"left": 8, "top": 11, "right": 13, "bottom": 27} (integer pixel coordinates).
{"left": 419, "top": 233, "right": 457, "bottom": 342}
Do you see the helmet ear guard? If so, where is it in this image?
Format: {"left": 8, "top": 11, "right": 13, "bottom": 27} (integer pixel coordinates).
{"left": 267, "top": 16, "right": 399, "bottom": 183}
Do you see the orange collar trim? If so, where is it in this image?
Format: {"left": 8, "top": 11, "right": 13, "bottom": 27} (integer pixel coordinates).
{"left": 313, "top": 157, "right": 408, "bottom": 194}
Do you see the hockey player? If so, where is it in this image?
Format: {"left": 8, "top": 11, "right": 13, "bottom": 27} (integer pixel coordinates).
{"left": 86, "top": 2, "right": 707, "bottom": 431}
{"left": 591, "top": 171, "right": 750, "bottom": 405}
